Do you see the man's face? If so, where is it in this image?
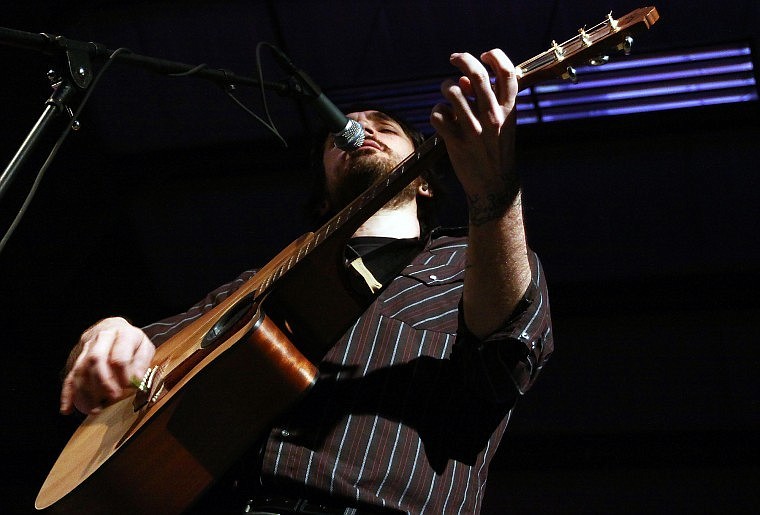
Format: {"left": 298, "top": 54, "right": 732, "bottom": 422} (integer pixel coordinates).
{"left": 322, "top": 110, "right": 416, "bottom": 211}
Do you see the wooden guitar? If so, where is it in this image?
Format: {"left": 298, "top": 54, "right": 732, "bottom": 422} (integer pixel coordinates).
{"left": 35, "top": 7, "right": 659, "bottom": 514}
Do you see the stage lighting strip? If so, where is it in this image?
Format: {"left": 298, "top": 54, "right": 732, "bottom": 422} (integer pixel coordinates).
{"left": 331, "top": 43, "right": 757, "bottom": 131}
{"left": 528, "top": 43, "right": 757, "bottom": 122}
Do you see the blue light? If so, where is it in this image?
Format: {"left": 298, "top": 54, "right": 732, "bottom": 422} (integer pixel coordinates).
{"left": 535, "top": 62, "right": 755, "bottom": 93}
{"left": 333, "top": 43, "right": 759, "bottom": 128}
{"left": 541, "top": 91, "right": 759, "bottom": 122}
{"left": 537, "top": 78, "right": 758, "bottom": 107}
{"left": 577, "top": 46, "right": 752, "bottom": 72}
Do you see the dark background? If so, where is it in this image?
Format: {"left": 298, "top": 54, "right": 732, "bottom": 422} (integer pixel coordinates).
{"left": 1, "top": 1, "right": 758, "bottom": 513}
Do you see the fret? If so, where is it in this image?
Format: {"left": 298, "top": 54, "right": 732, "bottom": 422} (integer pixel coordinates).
{"left": 584, "top": 20, "right": 614, "bottom": 44}
{"left": 520, "top": 50, "right": 557, "bottom": 75}
{"left": 270, "top": 7, "right": 657, "bottom": 288}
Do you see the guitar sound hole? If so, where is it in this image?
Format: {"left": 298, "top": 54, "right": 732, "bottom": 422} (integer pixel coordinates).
{"left": 201, "top": 293, "right": 260, "bottom": 349}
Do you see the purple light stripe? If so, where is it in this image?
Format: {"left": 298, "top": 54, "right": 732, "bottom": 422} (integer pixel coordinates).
{"left": 540, "top": 91, "right": 759, "bottom": 122}
{"left": 571, "top": 46, "right": 752, "bottom": 73}
{"left": 331, "top": 43, "right": 757, "bottom": 128}
{"left": 537, "top": 78, "right": 758, "bottom": 107}
{"left": 516, "top": 114, "right": 539, "bottom": 125}
{"left": 535, "top": 62, "right": 755, "bottom": 93}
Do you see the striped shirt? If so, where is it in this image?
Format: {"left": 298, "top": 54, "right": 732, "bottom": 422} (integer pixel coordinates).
{"left": 143, "top": 227, "right": 553, "bottom": 514}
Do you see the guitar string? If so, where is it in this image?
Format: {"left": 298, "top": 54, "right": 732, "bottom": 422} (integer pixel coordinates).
{"left": 254, "top": 10, "right": 633, "bottom": 290}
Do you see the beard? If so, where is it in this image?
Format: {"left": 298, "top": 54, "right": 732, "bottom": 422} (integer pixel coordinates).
{"left": 328, "top": 148, "right": 418, "bottom": 212}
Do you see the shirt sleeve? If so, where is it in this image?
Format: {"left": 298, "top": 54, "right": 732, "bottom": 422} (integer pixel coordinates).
{"left": 141, "top": 269, "right": 257, "bottom": 346}
{"left": 452, "top": 249, "right": 554, "bottom": 403}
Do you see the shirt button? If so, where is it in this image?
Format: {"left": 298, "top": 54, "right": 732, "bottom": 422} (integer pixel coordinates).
{"left": 280, "top": 429, "right": 290, "bottom": 438}
{"left": 429, "top": 274, "right": 438, "bottom": 280}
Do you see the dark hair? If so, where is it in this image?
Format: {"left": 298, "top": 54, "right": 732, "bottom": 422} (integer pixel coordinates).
{"left": 304, "top": 104, "right": 446, "bottom": 236}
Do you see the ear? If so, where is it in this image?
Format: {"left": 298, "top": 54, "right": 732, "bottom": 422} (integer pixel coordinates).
{"left": 417, "top": 182, "right": 433, "bottom": 198}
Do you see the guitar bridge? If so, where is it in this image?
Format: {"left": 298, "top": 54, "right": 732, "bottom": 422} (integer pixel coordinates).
{"left": 133, "top": 365, "right": 165, "bottom": 411}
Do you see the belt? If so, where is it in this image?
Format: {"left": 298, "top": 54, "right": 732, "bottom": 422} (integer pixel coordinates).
{"left": 244, "top": 496, "right": 358, "bottom": 515}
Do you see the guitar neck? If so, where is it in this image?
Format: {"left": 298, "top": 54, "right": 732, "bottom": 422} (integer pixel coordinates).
{"left": 516, "top": 6, "right": 660, "bottom": 89}
{"left": 254, "top": 6, "right": 660, "bottom": 296}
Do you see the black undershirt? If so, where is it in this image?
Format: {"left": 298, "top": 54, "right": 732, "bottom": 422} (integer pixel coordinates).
{"left": 346, "top": 237, "right": 424, "bottom": 293}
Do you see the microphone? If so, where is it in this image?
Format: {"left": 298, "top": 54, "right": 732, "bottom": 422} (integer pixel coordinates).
{"left": 270, "top": 46, "right": 364, "bottom": 151}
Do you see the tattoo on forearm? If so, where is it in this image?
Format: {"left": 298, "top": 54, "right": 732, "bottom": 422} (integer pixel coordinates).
{"left": 467, "top": 176, "right": 520, "bottom": 226}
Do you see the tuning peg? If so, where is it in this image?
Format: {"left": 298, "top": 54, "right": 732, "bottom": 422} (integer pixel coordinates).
{"left": 46, "top": 69, "right": 61, "bottom": 84}
{"left": 607, "top": 12, "right": 619, "bottom": 31}
{"left": 551, "top": 40, "right": 565, "bottom": 60}
{"left": 562, "top": 66, "right": 578, "bottom": 84}
{"left": 579, "top": 28, "right": 592, "bottom": 47}
{"left": 617, "top": 36, "right": 634, "bottom": 55}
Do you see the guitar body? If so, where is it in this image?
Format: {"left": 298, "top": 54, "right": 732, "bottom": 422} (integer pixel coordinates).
{"left": 36, "top": 238, "right": 320, "bottom": 514}
{"left": 35, "top": 7, "right": 659, "bottom": 513}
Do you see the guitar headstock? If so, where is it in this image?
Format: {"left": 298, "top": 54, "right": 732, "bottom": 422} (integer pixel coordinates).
{"left": 516, "top": 6, "right": 660, "bottom": 90}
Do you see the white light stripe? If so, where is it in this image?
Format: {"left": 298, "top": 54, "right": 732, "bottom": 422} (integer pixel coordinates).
{"left": 390, "top": 284, "right": 463, "bottom": 318}
{"left": 335, "top": 321, "right": 383, "bottom": 496}
{"left": 375, "top": 424, "right": 403, "bottom": 497}
{"left": 396, "top": 331, "right": 429, "bottom": 507}
{"left": 356, "top": 324, "right": 405, "bottom": 500}
{"left": 405, "top": 251, "right": 461, "bottom": 280}
{"left": 471, "top": 438, "right": 492, "bottom": 512}
{"left": 412, "top": 308, "right": 459, "bottom": 327}
{"left": 330, "top": 415, "right": 353, "bottom": 495}
{"left": 420, "top": 334, "right": 450, "bottom": 515}
{"left": 383, "top": 282, "right": 424, "bottom": 304}
{"left": 330, "top": 321, "right": 364, "bottom": 493}
{"left": 520, "top": 261, "right": 544, "bottom": 338}
{"left": 304, "top": 451, "right": 314, "bottom": 485}
{"left": 372, "top": 325, "right": 409, "bottom": 498}
{"left": 272, "top": 439, "right": 285, "bottom": 475}
{"left": 355, "top": 415, "right": 380, "bottom": 501}
{"left": 398, "top": 437, "right": 423, "bottom": 506}
{"left": 457, "top": 464, "right": 473, "bottom": 514}
{"left": 441, "top": 461, "right": 458, "bottom": 514}
{"left": 419, "top": 473, "right": 437, "bottom": 515}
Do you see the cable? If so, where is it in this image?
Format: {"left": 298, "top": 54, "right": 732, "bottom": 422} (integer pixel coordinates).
{"left": 164, "top": 42, "right": 289, "bottom": 148}
{"left": 0, "top": 47, "right": 131, "bottom": 256}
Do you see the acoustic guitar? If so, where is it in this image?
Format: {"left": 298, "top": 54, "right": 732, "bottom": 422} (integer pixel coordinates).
{"left": 36, "top": 7, "right": 659, "bottom": 513}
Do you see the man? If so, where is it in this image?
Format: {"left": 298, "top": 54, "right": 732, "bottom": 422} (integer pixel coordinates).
{"left": 60, "top": 49, "right": 553, "bottom": 513}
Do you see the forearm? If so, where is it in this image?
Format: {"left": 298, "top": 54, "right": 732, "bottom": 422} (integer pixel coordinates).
{"left": 463, "top": 190, "right": 532, "bottom": 338}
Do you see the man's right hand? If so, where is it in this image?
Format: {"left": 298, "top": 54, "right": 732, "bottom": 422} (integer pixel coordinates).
{"left": 60, "top": 317, "right": 155, "bottom": 415}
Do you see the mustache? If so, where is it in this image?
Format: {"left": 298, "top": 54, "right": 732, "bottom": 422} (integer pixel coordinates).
{"left": 355, "top": 136, "right": 388, "bottom": 153}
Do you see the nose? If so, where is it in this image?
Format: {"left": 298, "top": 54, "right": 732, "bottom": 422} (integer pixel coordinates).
{"left": 350, "top": 112, "right": 376, "bottom": 136}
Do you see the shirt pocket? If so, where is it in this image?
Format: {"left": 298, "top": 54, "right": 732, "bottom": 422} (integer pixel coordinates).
{"left": 377, "top": 257, "right": 465, "bottom": 333}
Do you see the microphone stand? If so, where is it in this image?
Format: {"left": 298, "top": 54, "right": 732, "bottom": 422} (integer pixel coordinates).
{"left": 0, "top": 25, "right": 301, "bottom": 205}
